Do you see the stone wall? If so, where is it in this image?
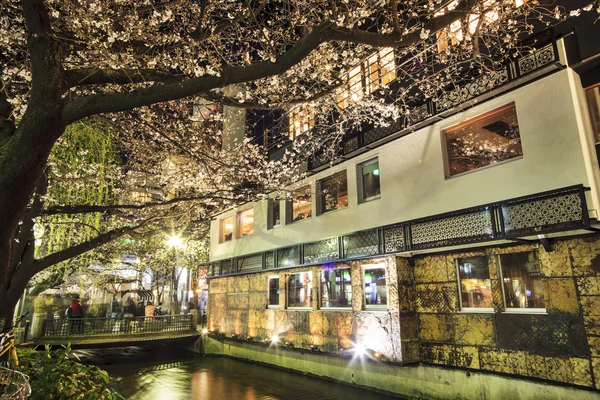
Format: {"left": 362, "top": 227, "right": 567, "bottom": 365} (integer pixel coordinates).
{"left": 413, "top": 236, "right": 600, "bottom": 389}
{"left": 208, "top": 256, "right": 412, "bottom": 361}
{"left": 208, "top": 235, "right": 600, "bottom": 389}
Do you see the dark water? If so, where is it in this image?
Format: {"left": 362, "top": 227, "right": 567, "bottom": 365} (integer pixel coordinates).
{"left": 77, "top": 345, "right": 399, "bottom": 400}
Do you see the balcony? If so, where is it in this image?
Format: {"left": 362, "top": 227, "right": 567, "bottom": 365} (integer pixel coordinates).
{"left": 208, "top": 185, "right": 594, "bottom": 277}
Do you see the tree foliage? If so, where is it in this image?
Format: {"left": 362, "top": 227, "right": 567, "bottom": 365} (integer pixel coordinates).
{"left": 1, "top": 0, "right": 598, "bottom": 324}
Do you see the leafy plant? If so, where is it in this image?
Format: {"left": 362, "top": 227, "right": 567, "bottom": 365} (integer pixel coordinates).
{"left": 18, "top": 344, "right": 123, "bottom": 400}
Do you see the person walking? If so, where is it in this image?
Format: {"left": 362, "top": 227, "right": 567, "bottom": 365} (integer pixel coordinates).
{"left": 66, "top": 297, "right": 84, "bottom": 334}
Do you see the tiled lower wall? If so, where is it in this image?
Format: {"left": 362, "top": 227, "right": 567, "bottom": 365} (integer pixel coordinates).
{"left": 208, "top": 235, "right": 600, "bottom": 389}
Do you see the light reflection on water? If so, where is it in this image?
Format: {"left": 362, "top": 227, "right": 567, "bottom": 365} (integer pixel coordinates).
{"left": 95, "top": 346, "right": 400, "bottom": 400}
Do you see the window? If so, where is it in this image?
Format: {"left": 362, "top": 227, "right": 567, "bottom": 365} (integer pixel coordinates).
{"left": 336, "top": 48, "right": 396, "bottom": 110}
{"left": 268, "top": 199, "right": 281, "bottom": 229}
{"left": 236, "top": 208, "right": 254, "bottom": 238}
{"left": 268, "top": 276, "right": 280, "bottom": 308}
{"left": 364, "top": 266, "right": 387, "bottom": 308}
{"left": 499, "top": 252, "right": 545, "bottom": 310}
{"left": 288, "top": 104, "right": 315, "bottom": 139}
{"left": 288, "top": 186, "right": 312, "bottom": 223}
{"left": 357, "top": 158, "right": 381, "bottom": 203}
{"left": 317, "top": 171, "right": 348, "bottom": 215}
{"left": 287, "top": 272, "right": 313, "bottom": 308}
{"left": 457, "top": 257, "right": 493, "bottom": 310}
{"left": 585, "top": 84, "right": 600, "bottom": 167}
{"left": 219, "top": 216, "right": 233, "bottom": 243}
{"left": 320, "top": 268, "right": 352, "bottom": 308}
{"left": 444, "top": 103, "right": 522, "bottom": 177}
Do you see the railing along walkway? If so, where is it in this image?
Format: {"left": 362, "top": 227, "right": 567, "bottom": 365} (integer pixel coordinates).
{"left": 41, "top": 314, "right": 194, "bottom": 339}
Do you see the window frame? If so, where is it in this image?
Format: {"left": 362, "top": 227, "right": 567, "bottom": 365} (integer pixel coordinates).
{"left": 498, "top": 252, "right": 546, "bottom": 314}
{"left": 357, "top": 158, "right": 381, "bottom": 203}
{"left": 456, "top": 256, "right": 494, "bottom": 313}
{"left": 287, "top": 185, "right": 312, "bottom": 224}
{"left": 316, "top": 170, "right": 348, "bottom": 215}
{"left": 268, "top": 276, "right": 280, "bottom": 309}
{"left": 236, "top": 207, "right": 254, "bottom": 238}
{"left": 319, "top": 268, "right": 352, "bottom": 309}
{"left": 363, "top": 265, "right": 388, "bottom": 310}
{"left": 286, "top": 271, "right": 313, "bottom": 309}
{"left": 442, "top": 103, "right": 523, "bottom": 178}
{"left": 219, "top": 216, "right": 234, "bottom": 243}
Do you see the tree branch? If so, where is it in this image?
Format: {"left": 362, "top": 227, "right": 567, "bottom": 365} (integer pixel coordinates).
{"left": 65, "top": 68, "right": 183, "bottom": 88}
{"left": 61, "top": 21, "right": 333, "bottom": 124}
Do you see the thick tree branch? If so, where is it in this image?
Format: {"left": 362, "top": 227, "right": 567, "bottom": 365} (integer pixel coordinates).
{"left": 61, "top": 21, "right": 333, "bottom": 124}
{"left": 41, "top": 193, "right": 240, "bottom": 215}
{"left": 0, "top": 88, "right": 15, "bottom": 142}
{"left": 65, "top": 68, "right": 183, "bottom": 88}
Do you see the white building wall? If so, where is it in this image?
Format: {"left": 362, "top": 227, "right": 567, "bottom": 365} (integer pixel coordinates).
{"left": 210, "top": 69, "right": 599, "bottom": 261}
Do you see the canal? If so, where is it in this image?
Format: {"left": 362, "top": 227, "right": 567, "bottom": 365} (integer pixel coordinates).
{"left": 76, "top": 344, "right": 401, "bottom": 399}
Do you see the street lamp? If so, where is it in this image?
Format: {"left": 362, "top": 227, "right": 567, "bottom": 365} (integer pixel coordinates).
{"left": 167, "top": 235, "right": 183, "bottom": 249}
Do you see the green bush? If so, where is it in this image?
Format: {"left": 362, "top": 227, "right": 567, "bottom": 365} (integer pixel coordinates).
{"left": 18, "top": 345, "right": 123, "bottom": 400}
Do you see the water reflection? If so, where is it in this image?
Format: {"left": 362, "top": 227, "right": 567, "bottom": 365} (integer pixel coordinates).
{"left": 88, "top": 345, "right": 399, "bottom": 400}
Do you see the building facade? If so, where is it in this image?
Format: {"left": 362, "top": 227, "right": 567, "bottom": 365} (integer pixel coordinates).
{"left": 206, "top": 8, "right": 600, "bottom": 397}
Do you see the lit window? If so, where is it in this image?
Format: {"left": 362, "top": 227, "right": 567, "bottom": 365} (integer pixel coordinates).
{"left": 287, "top": 272, "right": 313, "bottom": 308}
{"left": 500, "top": 252, "right": 545, "bottom": 310}
{"left": 237, "top": 208, "right": 254, "bottom": 238}
{"left": 288, "top": 185, "right": 312, "bottom": 223}
{"left": 457, "top": 257, "right": 493, "bottom": 310}
{"left": 219, "top": 216, "right": 233, "bottom": 243}
{"left": 320, "top": 268, "right": 352, "bottom": 308}
{"left": 357, "top": 158, "right": 381, "bottom": 203}
{"left": 336, "top": 48, "right": 396, "bottom": 109}
{"left": 268, "top": 199, "right": 281, "bottom": 229}
{"left": 130, "top": 191, "right": 153, "bottom": 204}
{"left": 515, "top": 0, "right": 529, "bottom": 7}
{"left": 288, "top": 104, "right": 315, "bottom": 139}
{"left": 317, "top": 171, "right": 348, "bottom": 215}
{"left": 444, "top": 103, "right": 522, "bottom": 177}
{"left": 364, "top": 267, "right": 387, "bottom": 308}
{"left": 268, "top": 276, "right": 280, "bottom": 308}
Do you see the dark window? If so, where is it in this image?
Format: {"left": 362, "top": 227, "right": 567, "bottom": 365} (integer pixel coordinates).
{"left": 320, "top": 268, "right": 352, "bottom": 308}
{"left": 358, "top": 158, "right": 381, "bottom": 203}
{"left": 317, "top": 171, "right": 348, "bottom": 215}
{"left": 457, "top": 256, "right": 492, "bottom": 310}
{"left": 444, "top": 104, "right": 522, "bottom": 177}
{"left": 287, "top": 272, "right": 313, "bottom": 308}
{"left": 268, "top": 199, "right": 281, "bottom": 229}
{"left": 585, "top": 84, "right": 600, "bottom": 168}
{"left": 500, "top": 252, "right": 545, "bottom": 310}
{"left": 268, "top": 277, "right": 280, "bottom": 307}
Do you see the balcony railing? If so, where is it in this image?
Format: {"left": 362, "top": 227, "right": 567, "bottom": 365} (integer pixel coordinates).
{"left": 208, "top": 185, "right": 591, "bottom": 277}
{"left": 302, "top": 30, "right": 561, "bottom": 171}
{"left": 41, "top": 314, "right": 193, "bottom": 338}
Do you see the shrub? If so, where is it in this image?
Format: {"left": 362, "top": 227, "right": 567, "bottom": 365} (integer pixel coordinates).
{"left": 18, "top": 345, "right": 123, "bottom": 400}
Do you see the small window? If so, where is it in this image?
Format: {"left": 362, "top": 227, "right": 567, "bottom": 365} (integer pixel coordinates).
{"left": 499, "top": 252, "right": 545, "bottom": 311}
{"left": 585, "top": 84, "right": 600, "bottom": 165}
{"left": 219, "top": 216, "right": 233, "bottom": 243}
{"left": 457, "top": 257, "right": 493, "bottom": 310}
{"left": 268, "top": 276, "right": 280, "bottom": 308}
{"left": 288, "top": 186, "right": 312, "bottom": 223}
{"left": 287, "top": 272, "right": 313, "bottom": 308}
{"left": 268, "top": 199, "right": 281, "bottom": 229}
{"left": 364, "top": 266, "right": 387, "bottom": 308}
{"left": 444, "top": 103, "right": 522, "bottom": 177}
{"left": 237, "top": 208, "right": 254, "bottom": 238}
{"left": 288, "top": 104, "right": 315, "bottom": 139}
{"left": 320, "top": 268, "right": 352, "bottom": 308}
{"left": 317, "top": 171, "right": 348, "bottom": 215}
{"left": 357, "top": 158, "right": 381, "bottom": 203}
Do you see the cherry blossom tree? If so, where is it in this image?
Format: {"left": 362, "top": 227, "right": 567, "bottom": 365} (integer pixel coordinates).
{"left": 1, "top": 0, "right": 596, "bottom": 327}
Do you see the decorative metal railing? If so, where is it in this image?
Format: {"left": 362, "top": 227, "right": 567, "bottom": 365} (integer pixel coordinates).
{"left": 41, "top": 314, "right": 193, "bottom": 338}
{"left": 306, "top": 30, "right": 561, "bottom": 171}
{"left": 208, "top": 185, "right": 591, "bottom": 277}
